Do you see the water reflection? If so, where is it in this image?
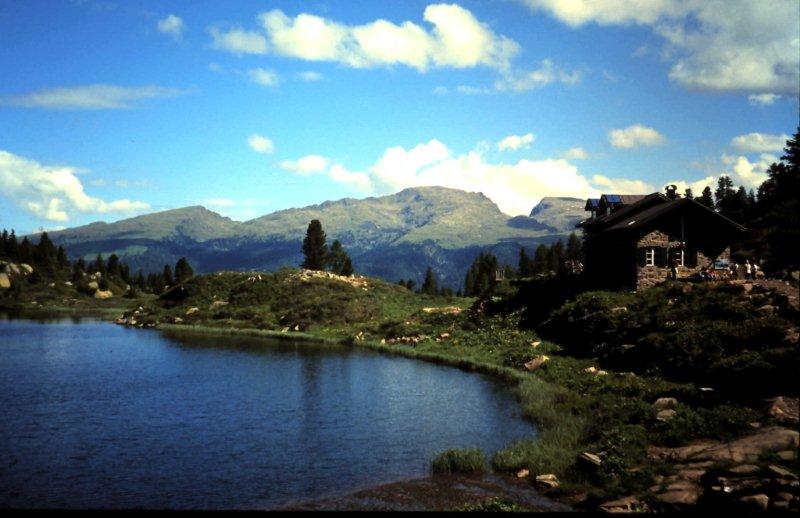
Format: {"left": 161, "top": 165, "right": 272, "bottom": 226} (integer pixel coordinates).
{"left": 0, "top": 319, "right": 535, "bottom": 509}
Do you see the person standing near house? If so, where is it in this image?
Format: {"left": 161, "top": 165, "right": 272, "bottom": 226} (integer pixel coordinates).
{"left": 669, "top": 255, "right": 678, "bottom": 280}
{"left": 745, "top": 260, "right": 752, "bottom": 280}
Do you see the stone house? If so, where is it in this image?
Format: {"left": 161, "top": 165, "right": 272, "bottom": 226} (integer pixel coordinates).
{"left": 577, "top": 188, "right": 747, "bottom": 290}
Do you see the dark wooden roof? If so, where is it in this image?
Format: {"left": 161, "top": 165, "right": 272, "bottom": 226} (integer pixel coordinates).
{"left": 578, "top": 193, "right": 667, "bottom": 229}
{"left": 605, "top": 197, "right": 747, "bottom": 233}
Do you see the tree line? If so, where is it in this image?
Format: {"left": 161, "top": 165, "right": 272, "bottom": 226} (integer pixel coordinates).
{"left": 687, "top": 127, "right": 798, "bottom": 273}
{"left": 0, "top": 230, "right": 195, "bottom": 296}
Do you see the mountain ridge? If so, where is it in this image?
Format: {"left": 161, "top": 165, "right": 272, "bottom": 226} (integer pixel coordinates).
{"left": 41, "top": 187, "right": 585, "bottom": 288}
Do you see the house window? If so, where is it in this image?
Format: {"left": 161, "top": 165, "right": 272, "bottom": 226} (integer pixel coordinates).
{"left": 672, "top": 248, "right": 685, "bottom": 267}
{"left": 645, "top": 248, "right": 655, "bottom": 266}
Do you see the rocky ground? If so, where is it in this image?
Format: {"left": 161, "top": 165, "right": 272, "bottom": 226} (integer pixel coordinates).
{"left": 279, "top": 474, "right": 573, "bottom": 512}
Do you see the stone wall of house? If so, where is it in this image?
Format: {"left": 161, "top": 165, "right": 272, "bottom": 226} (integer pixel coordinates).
{"left": 635, "top": 230, "right": 731, "bottom": 290}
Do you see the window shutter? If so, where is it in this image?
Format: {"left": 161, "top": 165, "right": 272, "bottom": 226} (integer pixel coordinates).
{"left": 656, "top": 247, "right": 667, "bottom": 267}
{"left": 637, "top": 247, "right": 646, "bottom": 267}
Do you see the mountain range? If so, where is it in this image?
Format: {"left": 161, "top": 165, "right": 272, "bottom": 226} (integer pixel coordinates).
{"left": 43, "top": 187, "right": 585, "bottom": 289}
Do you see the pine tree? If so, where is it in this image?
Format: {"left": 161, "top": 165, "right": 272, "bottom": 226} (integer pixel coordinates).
{"left": 56, "top": 246, "right": 70, "bottom": 269}
{"left": 106, "top": 254, "right": 121, "bottom": 278}
{"left": 518, "top": 247, "right": 533, "bottom": 277}
{"left": 326, "top": 239, "right": 352, "bottom": 275}
{"left": 174, "top": 257, "right": 194, "bottom": 283}
{"left": 533, "top": 244, "right": 549, "bottom": 274}
{"left": 6, "top": 230, "right": 18, "bottom": 260}
{"left": 420, "top": 266, "right": 438, "bottom": 296}
{"left": 566, "top": 232, "right": 583, "bottom": 261}
{"left": 163, "top": 264, "right": 174, "bottom": 286}
{"left": 340, "top": 256, "right": 354, "bottom": 276}
{"left": 684, "top": 188, "right": 694, "bottom": 200}
{"left": 301, "top": 220, "right": 328, "bottom": 271}
{"left": 699, "top": 186, "right": 714, "bottom": 208}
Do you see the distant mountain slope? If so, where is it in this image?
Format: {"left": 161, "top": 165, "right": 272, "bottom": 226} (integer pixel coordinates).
{"left": 43, "top": 187, "right": 578, "bottom": 289}
{"left": 528, "top": 197, "right": 586, "bottom": 233}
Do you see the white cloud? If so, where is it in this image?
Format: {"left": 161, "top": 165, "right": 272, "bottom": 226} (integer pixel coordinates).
{"left": 296, "top": 71, "right": 324, "bottom": 82}
{"left": 328, "top": 164, "right": 373, "bottom": 192}
{"left": 157, "top": 14, "right": 185, "bottom": 40}
{"left": 0, "top": 150, "right": 150, "bottom": 222}
{"left": 279, "top": 155, "right": 329, "bottom": 175}
{"left": 493, "top": 59, "right": 583, "bottom": 92}
{"left": 248, "top": 67, "right": 279, "bottom": 87}
{"left": 209, "top": 26, "right": 268, "bottom": 55}
{"left": 522, "top": 0, "right": 800, "bottom": 95}
{"left": 666, "top": 175, "right": 719, "bottom": 197}
{"left": 210, "top": 4, "right": 518, "bottom": 72}
{"left": 248, "top": 134, "right": 274, "bottom": 154}
{"left": 722, "top": 153, "right": 777, "bottom": 188}
{"left": 208, "top": 62, "right": 223, "bottom": 73}
{"left": 563, "top": 147, "right": 589, "bottom": 160}
{"left": 277, "top": 138, "right": 654, "bottom": 215}
{"left": 730, "top": 132, "right": 789, "bottom": 153}
{"left": 498, "top": 133, "right": 535, "bottom": 151}
{"left": 748, "top": 93, "right": 781, "bottom": 106}
{"left": 609, "top": 124, "right": 666, "bottom": 149}
{"left": 0, "top": 84, "right": 185, "bottom": 110}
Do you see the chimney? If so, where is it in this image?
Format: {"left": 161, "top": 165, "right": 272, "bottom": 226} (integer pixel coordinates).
{"left": 665, "top": 184, "right": 679, "bottom": 200}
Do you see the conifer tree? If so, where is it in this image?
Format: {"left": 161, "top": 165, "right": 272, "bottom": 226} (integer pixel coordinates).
{"left": 566, "top": 232, "right": 583, "bottom": 261}
{"left": 340, "top": 256, "right": 354, "bottom": 276}
{"left": 174, "top": 257, "right": 194, "bottom": 283}
{"left": 420, "top": 266, "right": 438, "bottom": 296}
{"left": 301, "top": 219, "right": 328, "bottom": 271}
{"left": 699, "top": 186, "right": 714, "bottom": 208}
{"left": 106, "top": 254, "right": 121, "bottom": 278}
{"left": 326, "top": 239, "right": 352, "bottom": 275}
{"left": 163, "top": 264, "right": 174, "bottom": 286}
{"left": 56, "top": 246, "right": 70, "bottom": 269}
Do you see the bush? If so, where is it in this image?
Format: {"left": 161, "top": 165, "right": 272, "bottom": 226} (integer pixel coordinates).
{"left": 431, "top": 448, "right": 487, "bottom": 475}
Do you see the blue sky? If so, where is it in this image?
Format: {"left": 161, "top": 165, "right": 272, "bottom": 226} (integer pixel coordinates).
{"left": 1, "top": 0, "right": 798, "bottom": 233}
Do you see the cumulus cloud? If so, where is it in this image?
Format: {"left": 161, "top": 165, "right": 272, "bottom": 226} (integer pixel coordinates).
{"left": 278, "top": 155, "right": 329, "bottom": 174}
{"left": 209, "top": 26, "right": 268, "bottom": 55}
{"left": 157, "top": 14, "right": 185, "bottom": 40}
{"left": 248, "top": 67, "right": 280, "bottom": 86}
{"left": 669, "top": 151, "right": 780, "bottom": 195}
{"left": 281, "top": 139, "right": 646, "bottom": 215}
{"left": 0, "top": 84, "right": 185, "bottom": 110}
{"left": 563, "top": 147, "right": 589, "bottom": 160}
{"left": 493, "top": 59, "right": 583, "bottom": 92}
{"left": 248, "top": 134, "right": 274, "bottom": 154}
{"left": 609, "top": 124, "right": 666, "bottom": 149}
{"left": 498, "top": 133, "right": 535, "bottom": 151}
{"left": 730, "top": 132, "right": 789, "bottom": 153}
{"left": 522, "top": 0, "right": 799, "bottom": 95}
{"left": 748, "top": 93, "right": 781, "bottom": 106}
{"left": 211, "top": 4, "right": 518, "bottom": 72}
{"left": 0, "top": 150, "right": 150, "bottom": 222}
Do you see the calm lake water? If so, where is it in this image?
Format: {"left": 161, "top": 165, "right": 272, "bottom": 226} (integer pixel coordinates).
{"left": 0, "top": 318, "right": 535, "bottom": 509}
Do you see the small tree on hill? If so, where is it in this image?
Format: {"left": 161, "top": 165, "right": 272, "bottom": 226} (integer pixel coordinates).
{"left": 301, "top": 219, "right": 328, "bottom": 271}
{"left": 420, "top": 266, "right": 438, "bottom": 296}
{"left": 174, "top": 257, "right": 194, "bottom": 283}
{"left": 699, "top": 186, "right": 714, "bottom": 208}
{"left": 163, "top": 264, "right": 174, "bottom": 286}
{"left": 326, "top": 239, "right": 354, "bottom": 275}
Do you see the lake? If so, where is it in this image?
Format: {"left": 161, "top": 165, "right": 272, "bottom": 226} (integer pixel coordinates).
{"left": 0, "top": 318, "right": 535, "bottom": 509}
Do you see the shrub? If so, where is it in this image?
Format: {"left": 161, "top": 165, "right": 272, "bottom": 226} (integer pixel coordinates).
{"left": 431, "top": 448, "right": 487, "bottom": 475}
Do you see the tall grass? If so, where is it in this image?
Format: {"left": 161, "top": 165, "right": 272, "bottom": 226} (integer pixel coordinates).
{"left": 431, "top": 448, "right": 487, "bottom": 475}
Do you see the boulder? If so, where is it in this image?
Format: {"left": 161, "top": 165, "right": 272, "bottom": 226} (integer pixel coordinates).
{"left": 87, "top": 280, "right": 99, "bottom": 291}
{"left": 690, "top": 427, "right": 798, "bottom": 463}
{"left": 516, "top": 468, "right": 529, "bottom": 479}
{"left": 524, "top": 355, "right": 550, "bottom": 371}
{"left": 768, "top": 396, "right": 799, "bottom": 425}
{"left": 653, "top": 397, "right": 678, "bottom": 409}
{"left": 186, "top": 307, "right": 200, "bottom": 315}
{"left": 655, "top": 480, "right": 702, "bottom": 507}
{"left": 531, "top": 341, "right": 541, "bottom": 348}
{"left": 535, "top": 474, "right": 559, "bottom": 489}
{"left": 209, "top": 300, "right": 229, "bottom": 310}
{"left": 64, "top": 281, "right": 72, "bottom": 286}
{"left": 657, "top": 409, "right": 678, "bottom": 422}
{"left": 757, "top": 304, "right": 777, "bottom": 316}
{"left": 739, "top": 494, "right": 769, "bottom": 511}
{"left": 768, "top": 465, "right": 798, "bottom": 480}
{"left": 728, "top": 464, "right": 760, "bottom": 475}
{"left": 598, "top": 495, "right": 641, "bottom": 513}
{"left": 93, "top": 290, "right": 113, "bottom": 299}
{"left": 19, "top": 263, "right": 33, "bottom": 275}
{"left": 0, "top": 273, "right": 10, "bottom": 289}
